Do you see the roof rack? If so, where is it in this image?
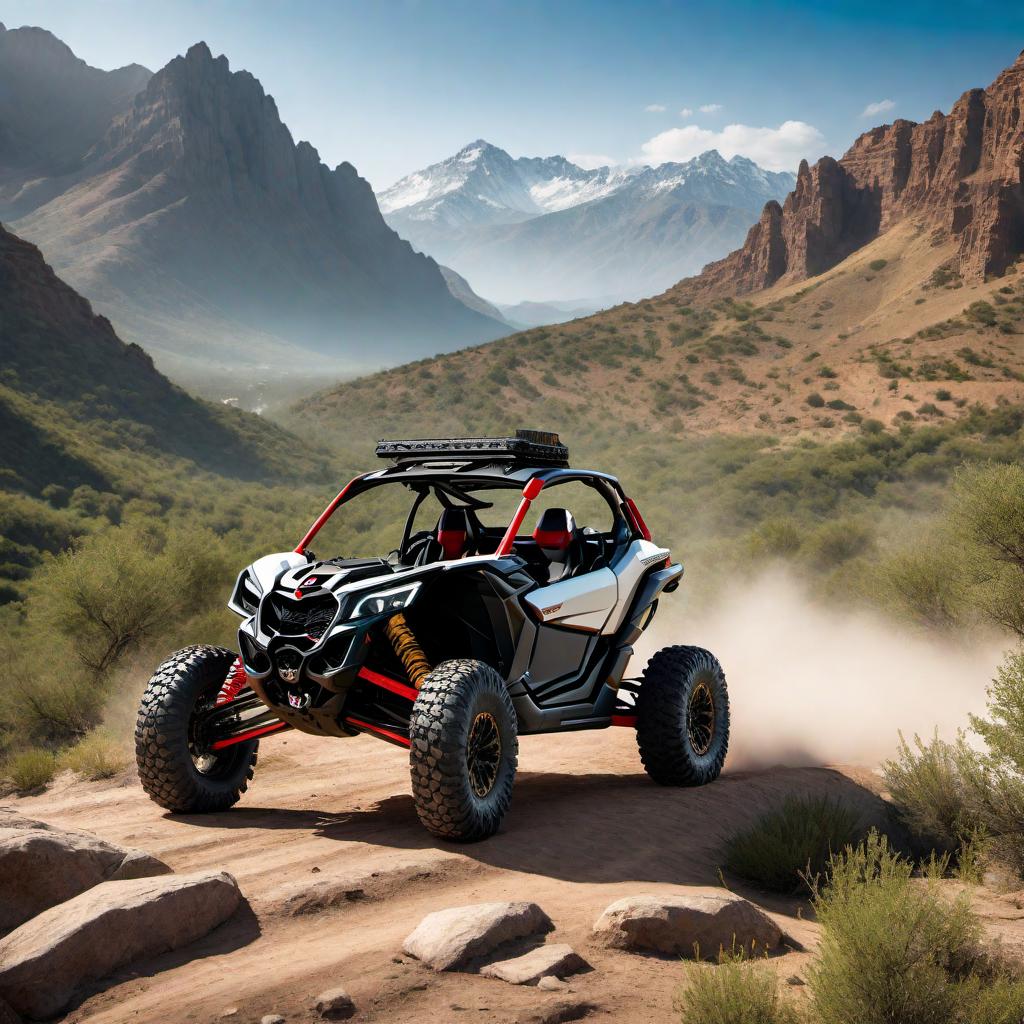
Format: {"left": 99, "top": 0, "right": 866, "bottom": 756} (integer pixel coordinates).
{"left": 375, "top": 429, "right": 570, "bottom": 467}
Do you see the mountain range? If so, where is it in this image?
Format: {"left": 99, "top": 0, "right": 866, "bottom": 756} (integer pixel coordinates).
{"left": 0, "top": 25, "right": 507, "bottom": 392}
{"left": 302, "top": 48, "right": 1024, "bottom": 445}
{"left": 377, "top": 141, "right": 795, "bottom": 303}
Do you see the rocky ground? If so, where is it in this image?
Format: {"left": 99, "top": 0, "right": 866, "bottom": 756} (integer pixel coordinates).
{"left": 0, "top": 726, "right": 981, "bottom": 1024}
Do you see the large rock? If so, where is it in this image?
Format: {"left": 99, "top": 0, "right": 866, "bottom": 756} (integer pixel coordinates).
{"left": 592, "top": 891, "right": 783, "bottom": 960}
{"left": 0, "top": 871, "right": 241, "bottom": 1019}
{"left": 0, "top": 996, "right": 19, "bottom": 1024}
{"left": 0, "top": 824, "right": 170, "bottom": 933}
{"left": 403, "top": 901, "right": 553, "bottom": 971}
{"left": 481, "top": 943, "right": 588, "bottom": 985}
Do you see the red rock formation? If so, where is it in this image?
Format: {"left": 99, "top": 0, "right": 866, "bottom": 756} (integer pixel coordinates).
{"left": 696, "top": 51, "right": 1024, "bottom": 293}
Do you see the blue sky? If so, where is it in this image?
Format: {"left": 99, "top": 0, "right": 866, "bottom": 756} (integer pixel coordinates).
{"left": 2, "top": 0, "right": 1022, "bottom": 186}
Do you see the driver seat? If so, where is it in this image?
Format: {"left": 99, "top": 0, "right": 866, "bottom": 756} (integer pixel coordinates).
{"left": 533, "top": 508, "right": 580, "bottom": 583}
{"left": 413, "top": 507, "right": 477, "bottom": 565}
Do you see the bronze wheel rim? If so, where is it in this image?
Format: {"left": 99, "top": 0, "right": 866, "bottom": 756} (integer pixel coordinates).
{"left": 467, "top": 711, "right": 501, "bottom": 797}
{"left": 687, "top": 681, "right": 716, "bottom": 756}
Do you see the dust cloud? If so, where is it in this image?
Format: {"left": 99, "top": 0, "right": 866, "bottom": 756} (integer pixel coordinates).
{"left": 632, "top": 571, "right": 1005, "bottom": 770}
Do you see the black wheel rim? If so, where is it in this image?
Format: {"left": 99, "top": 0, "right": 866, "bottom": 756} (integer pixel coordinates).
{"left": 467, "top": 711, "right": 501, "bottom": 797}
{"left": 687, "top": 681, "right": 716, "bottom": 756}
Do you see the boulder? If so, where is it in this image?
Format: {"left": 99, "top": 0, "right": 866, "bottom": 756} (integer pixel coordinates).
{"left": 481, "top": 944, "right": 588, "bottom": 985}
{"left": 0, "top": 825, "right": 170, "bottom": 932}
{"left": 314, "top": 987, "right": 355, "bottom": 1020}
{"left": 403, "top": 901, "right": 553, "bottom": 971}
{"left": 0, "top": 997, "right": 20, "bottom": 1024}
{"left": 0, "top": 871, "right": 241, "bottom": 1019}
{"left": 592, "top": 891, "right": 783, "bottom": 959}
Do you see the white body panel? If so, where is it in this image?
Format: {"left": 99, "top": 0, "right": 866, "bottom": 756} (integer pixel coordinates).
{"left": 250, "top": 551, "right": 310, "bottom": 595}
{"left": 602, "top": 540, "right": 670, "bottom": 634}
{"left": 524, "top": 567, "right": 618, "bottom": 632}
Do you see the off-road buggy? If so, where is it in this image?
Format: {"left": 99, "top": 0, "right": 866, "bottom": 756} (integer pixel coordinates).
{"left": 136, "top": 431, "right": 729, "bottom": 841}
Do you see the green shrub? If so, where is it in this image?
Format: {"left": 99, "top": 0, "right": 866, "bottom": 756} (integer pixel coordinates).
{"left": 677, "top": 951, "right": 802, "bottom": 1024}
{"left": 869, "top": 259, "right": 889, "bottom": 271}
{"left": 807, "top": 392, "right": 825, "bottom": 408}
{"left": 3, "top": 748, "right": 57, "bottom": 792}
{"left": 883, "top": 732, "right": 974, "bottom": 849}
{"left": 884, "top": 652, "right": 1024, "bottom": 876}
{"left": 877, "top": 539, "right": 966, "bottom": 631}
{"left": 723, "top": 795, "right": 864, "bottom": 893}
{"left": 808, "top": 831, "right": 989, "bottom": 1024}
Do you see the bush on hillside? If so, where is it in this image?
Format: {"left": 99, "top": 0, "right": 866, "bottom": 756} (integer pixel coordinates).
{"left": 951, "top": 464, "right": 1024, "bottom": 639}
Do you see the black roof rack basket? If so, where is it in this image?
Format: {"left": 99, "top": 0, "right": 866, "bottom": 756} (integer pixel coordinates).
{"left": 376, "top": 429, "right": 569, "bottom": 467}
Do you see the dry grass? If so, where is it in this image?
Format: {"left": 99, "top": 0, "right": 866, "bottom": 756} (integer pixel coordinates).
{"left": 2, "top": 748, "right": 57, "bottom": 793}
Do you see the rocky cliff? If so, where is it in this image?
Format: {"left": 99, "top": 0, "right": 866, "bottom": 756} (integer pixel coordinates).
{"left": 697, "top": 50, "right": 1024, "bottom": 294}
{"left": 4, "top": 39, "right": 505, "bottom": 379}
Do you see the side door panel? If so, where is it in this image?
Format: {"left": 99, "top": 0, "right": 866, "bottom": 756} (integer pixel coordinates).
{"left": 522, "top": 567, "right": 618, "bottom": 633}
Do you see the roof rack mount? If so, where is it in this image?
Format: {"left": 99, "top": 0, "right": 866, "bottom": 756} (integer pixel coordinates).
{"left": 375, "top": 429, "right": 569, "bottom": 467}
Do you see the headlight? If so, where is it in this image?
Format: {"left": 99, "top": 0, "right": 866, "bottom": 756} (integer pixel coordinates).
{"left": 348, "top": 582, "right": 421, "bottom": 620}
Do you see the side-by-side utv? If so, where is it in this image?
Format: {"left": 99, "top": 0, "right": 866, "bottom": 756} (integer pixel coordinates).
{"left": 136, "top": 431, "right": 729, "bottom": 841}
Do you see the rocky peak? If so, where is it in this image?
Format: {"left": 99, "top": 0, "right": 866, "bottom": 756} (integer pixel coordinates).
{"left": 0, "top": 24, "right": 150, "bottom": 182}
{"left": 696, "top": 50, "right": 1024, "bottom": 294}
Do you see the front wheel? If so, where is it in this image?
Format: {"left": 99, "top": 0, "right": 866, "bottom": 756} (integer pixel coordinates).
{"left": 408, "top": 659, "right": 518, "bottom": 842}
{"left": 636, "top": 645, "right": 729, "bottom": 786}
{"left": 135, "top": 645, "right": 259, "bottom": 813}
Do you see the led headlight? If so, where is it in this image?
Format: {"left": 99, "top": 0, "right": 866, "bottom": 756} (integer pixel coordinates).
{"left": 348, "top": 582, "right": 421, "bottom": 620}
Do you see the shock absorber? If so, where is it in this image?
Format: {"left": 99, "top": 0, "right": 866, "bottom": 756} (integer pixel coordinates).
{"left": 385, "top": 613, "right": 432, "bottom": 689}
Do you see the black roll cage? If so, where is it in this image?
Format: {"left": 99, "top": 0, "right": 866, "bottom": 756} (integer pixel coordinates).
{"left": 294, "top": 464, "right": 642, "bottom": 558}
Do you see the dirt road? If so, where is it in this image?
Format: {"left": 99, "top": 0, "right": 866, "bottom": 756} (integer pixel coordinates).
{"left": 10, "top": 730, "right": 889, "bottom": 1023}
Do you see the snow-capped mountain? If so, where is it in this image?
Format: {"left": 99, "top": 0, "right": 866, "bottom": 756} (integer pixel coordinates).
{"left": 378, "top": 142, "right": 795, "bottom": 304}
{"left": 378, "top": 140, "right": 638, "bottom": 228}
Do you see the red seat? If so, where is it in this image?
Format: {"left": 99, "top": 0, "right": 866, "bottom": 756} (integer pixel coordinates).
{"left": 532, "top": 508, "right": 578, "bottom": 581}
{"left": 437, "top": 508, "right": 469, "bottom": 560}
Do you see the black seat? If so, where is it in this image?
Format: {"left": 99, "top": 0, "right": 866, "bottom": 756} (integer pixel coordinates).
{"left": 532, "top": 508, "right": 580, "bottom": 583}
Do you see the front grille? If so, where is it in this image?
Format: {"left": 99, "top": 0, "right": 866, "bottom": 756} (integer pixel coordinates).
{"left": 262, "top": 593, "right": 339, "bottom": 638}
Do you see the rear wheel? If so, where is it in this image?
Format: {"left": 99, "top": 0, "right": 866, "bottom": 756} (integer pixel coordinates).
{"left": 408, "top": 659, "right": 518, "bottom": 842}
{"left": 135, "top": 645, "right": 259, "bottom": 813}
{"left": 636, "top": 645, "right": 729, "bottom": 786}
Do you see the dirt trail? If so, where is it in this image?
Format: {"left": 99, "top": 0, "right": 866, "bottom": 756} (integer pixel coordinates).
{"left": 7, "top": 729, "right": 891, "bottom": 1024}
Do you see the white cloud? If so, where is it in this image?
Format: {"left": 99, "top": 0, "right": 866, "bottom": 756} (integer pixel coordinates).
{"left": 679, "top": 107, "right": 693, "bottom": 118}
{"left": 568, "top": 152, "right": 617, "bottom": 170}
{"left": 644, "top": 103, "right": 667, "bottom": 113}
{"left": 699, "top": 103, "right": 723, "bottom": 114}
{"left": 639, "top": 120, "right": 825, "bottom": 172}
{"left": 860, "top": 98, "right": 896, "bottom": 118}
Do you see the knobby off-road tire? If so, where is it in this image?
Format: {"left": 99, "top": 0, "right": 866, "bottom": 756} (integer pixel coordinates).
{"left": 135, "top": 645, "right": 259, "bottom": 813}
{"left": 636, "top": 645, "right": 729, "bottom": 786}
{"left": 408, "top": 659, "right": 518, "bottom": 842}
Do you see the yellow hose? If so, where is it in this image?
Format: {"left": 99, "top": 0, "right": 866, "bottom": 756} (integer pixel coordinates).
{"left": 385, "top": 613, "right": 432, "bottom": 689}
